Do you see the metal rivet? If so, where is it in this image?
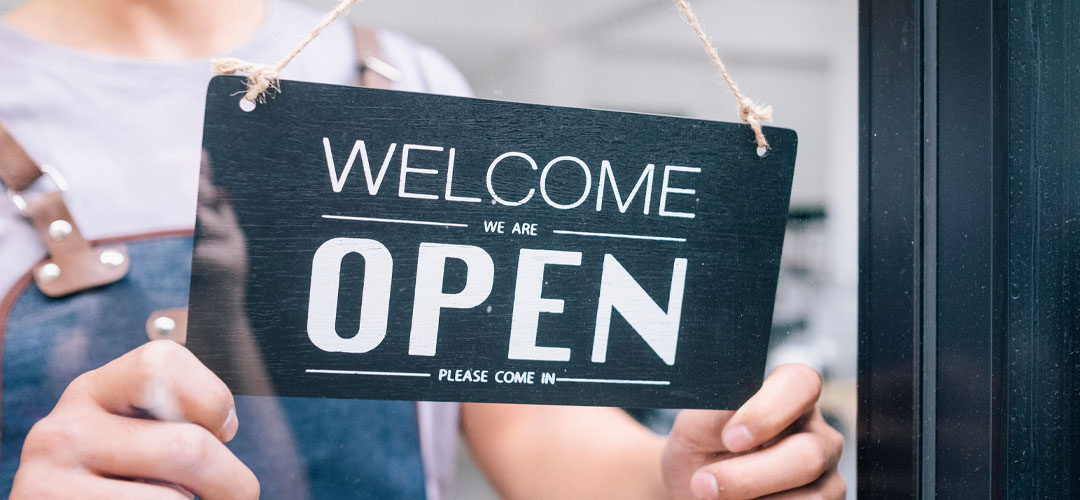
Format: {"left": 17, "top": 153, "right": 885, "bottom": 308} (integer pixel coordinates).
{"left": 152, "top": 316, "right": 177, "bottom": 336}
{"left": 99, "top": 249, "right": 126, "bottom": 267}
{"left": 48, "top": 220, "right": 73, "bottom": 241}
{"left": 38, "top": 263, "right": 61, "bottom": 283}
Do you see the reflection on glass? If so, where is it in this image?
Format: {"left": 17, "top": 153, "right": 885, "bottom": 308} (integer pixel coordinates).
{"left": 0, "top": 0, "right": 857, "bottom": 498}
{"left": 341, "top": 1, "right": 858, "bottom": 498}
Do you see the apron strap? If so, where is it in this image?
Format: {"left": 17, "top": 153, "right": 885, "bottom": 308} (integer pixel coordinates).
{"left": 2, "top": 31, "right": 394, "bottom": 298}
{"left": 354, "top": 26, "right": 399, "bottom": 89}
{"left": 144, "top": 26, "right": 399, "bottom": 343}
{"left": 0, "top": 123, "right": 129, "bottom": 297}
{"left": 0, "top": 122, "right": 41, "bottom": 192}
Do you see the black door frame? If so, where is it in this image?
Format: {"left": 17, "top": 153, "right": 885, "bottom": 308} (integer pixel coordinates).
{"left": 858, "top": 0, "right": 1078, "bottom": 497}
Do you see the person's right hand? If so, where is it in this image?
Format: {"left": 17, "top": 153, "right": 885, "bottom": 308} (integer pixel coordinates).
{"left": 9, "top": 340, "right": 260, "bottom": 500}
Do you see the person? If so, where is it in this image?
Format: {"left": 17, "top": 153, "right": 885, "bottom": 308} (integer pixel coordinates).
{"left": 0, "top": 0, "right": 846, "bottom": 499}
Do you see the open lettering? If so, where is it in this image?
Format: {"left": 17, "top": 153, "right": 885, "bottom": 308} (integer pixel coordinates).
{"left": 306, "top": 238, "right": 687, "bottom": 366}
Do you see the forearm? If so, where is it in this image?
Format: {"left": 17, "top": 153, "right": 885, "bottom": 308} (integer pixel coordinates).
{"left": 462, "top": 403, "right": 668, "bottom": 500}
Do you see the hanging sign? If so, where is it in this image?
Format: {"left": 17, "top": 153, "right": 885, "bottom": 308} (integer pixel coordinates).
{"left": 187, "top": 75, "right": 797, "bottom": 409}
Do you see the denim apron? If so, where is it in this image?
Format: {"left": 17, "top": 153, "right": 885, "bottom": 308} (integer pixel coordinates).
{"left": 0, "top": 233, "right": 427, "bottom": 499}
{"left": 0, "top": 24, "right": 432, "bottom": 498}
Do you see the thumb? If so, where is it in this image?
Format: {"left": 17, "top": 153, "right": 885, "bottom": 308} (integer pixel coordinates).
{"left": 721, "top": 364, "right": 822, "bottom": 453}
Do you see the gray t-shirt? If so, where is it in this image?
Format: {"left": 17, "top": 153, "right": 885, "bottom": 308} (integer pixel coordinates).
{"left": 0, "top": 1, "right": 471, "bottom": 498}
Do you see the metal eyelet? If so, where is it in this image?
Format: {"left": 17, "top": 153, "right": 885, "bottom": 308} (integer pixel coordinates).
{"left": 48, "top": 220, "right": 73, "bottom": 241}
{"left": 152, "top": 316, "right": 177, "bottom": 336}
{"left": 99, "top": 249, "right": 126, "bottom": 267}
{"left": 38, "top": 263, "right": 61, "bottom": 283}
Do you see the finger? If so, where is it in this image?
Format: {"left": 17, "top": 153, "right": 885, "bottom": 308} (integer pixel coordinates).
{"left": 690, "top": 424, "right": 842, "bottom": 500}
{"left": 722, "top": 364, "right": 821, "bottom": 452}
{"left": 62, "top": 340, "right": 239, "bottom": 441}
{"left": 80, "top": 414, "right": 259, "bottom": 500}
{"left": 11, "top": 466, "right": 193, "bottom": 500}
{"left": 668, "top": 409, "right": 736, "bottom": 453}
{"left": 98, "top": 477, "right": 197, "bottom": 500}
{"left": 752, "top": 468, "right": 847, "bottom": 500}
{"left": 135, "top": 480, "right": 196, "bottom": 499}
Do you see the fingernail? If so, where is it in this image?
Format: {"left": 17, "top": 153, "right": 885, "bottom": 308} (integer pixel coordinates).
{"left": 220, "top": 407, "right": 238, "bottom": 441}
{"left": 722, "top": 424, "right": 754, "bottom": 451}
{"left": 690, "top": 471, "right": 720, "bottom": 499}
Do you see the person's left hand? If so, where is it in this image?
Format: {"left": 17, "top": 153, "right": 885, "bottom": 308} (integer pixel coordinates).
{"left": 660, "top": 364, "right": 846, "bottom": 500}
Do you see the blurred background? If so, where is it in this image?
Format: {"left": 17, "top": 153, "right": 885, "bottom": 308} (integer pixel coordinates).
{"left": 0, "top": 0, "right": 858, "bottom": 496}
{"left": 333, "top": 0, "right": 858, "bottom": 498}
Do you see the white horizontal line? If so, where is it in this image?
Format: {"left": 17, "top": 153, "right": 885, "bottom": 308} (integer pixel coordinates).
{"left": 306, "top": 369, "right": 431, "bottom": 378}
{"left": 552, "top": 230, "right": 686, "bottom": 243}
{"left": 556, "top": 377, "right": 671, "bottom": 386}
{"left": 322, "top": 214, "right": 468, "bottom": 228}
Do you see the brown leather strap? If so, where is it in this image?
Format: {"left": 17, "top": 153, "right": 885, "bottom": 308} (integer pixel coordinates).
{"left": 23, "top": 192, "right": 130, "bottom": 297}
{"left": 353, "top": 26, "right": 397, "bottom": 90}
{"left": 0, "top": 124, "right": 129, "bottom": 297}
{"left": 0, "top": 122, "right": 42, "bottom": 192}
{"left": 132, "top": 27, "right": 398, "bottom": 334}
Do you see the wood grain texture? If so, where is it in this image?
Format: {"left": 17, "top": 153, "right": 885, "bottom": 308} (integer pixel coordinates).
{"left": 188, "top": 76, "right": 797, "bottom": 410}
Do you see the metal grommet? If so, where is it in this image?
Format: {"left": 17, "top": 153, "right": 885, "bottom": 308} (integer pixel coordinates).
{"left": 48, "top": 220, "right": 73, "bottom": 241}
{"left": 38, "top": 263, "right": 61, "bottom": 283}
{"left": 99, "top": 249, "right": 126, "bottom": 267}
{"left": 152, "top": 316, "right": 177, "bottom": 336}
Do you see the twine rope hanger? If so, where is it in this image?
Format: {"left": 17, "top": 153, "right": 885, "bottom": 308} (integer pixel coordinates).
{"left": 212, "top": 0, "right": 773, "bottom": 149}
{"left": 673, "top": 0, "right": 773, "bottom": 149}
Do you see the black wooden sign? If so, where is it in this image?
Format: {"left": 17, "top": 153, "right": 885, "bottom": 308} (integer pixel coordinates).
{"left": 188, "top": 75, "right": 796, "bottom": 409}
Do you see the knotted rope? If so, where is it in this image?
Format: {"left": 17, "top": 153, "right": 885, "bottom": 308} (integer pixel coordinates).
{"left": 673, "top": 0, "right": 773, "bottom": 149}
{"left": 214, "top": 0, "right": 772, "bottom": 148}
{"left": 212, "top": 0, "right": 361, "bottom": 102}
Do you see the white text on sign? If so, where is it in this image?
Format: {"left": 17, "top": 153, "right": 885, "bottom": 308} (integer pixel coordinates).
{"left": 306, "top": 240, "right": 687, "bottom": 366}
{"left": 323, "top": 139, "right": 701, "bottom": 219}
{"left": 483, "top": 221, "right": 538, "bottom": 236}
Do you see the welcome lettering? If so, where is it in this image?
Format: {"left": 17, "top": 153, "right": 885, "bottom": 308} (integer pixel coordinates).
{"left": 322, "top": 139, "right": 701, "bottom": 219}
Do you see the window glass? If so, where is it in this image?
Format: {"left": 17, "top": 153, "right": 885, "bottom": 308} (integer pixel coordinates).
{"left": 348, "top": 1, "right": 858, "bottom": 498}
{"left": 0, "top": 0, "right": 858, "bottom": 498}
